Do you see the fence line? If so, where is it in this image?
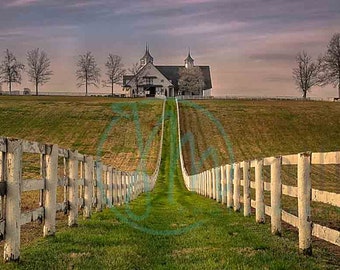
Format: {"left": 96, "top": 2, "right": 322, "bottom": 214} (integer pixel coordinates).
{"left": 176, "top": 98, "right": 340, "bottom": 255}
{"left": 0, "top": 100, "right": 165, "bottom": 262}
{"left": 176, "top": 95, "right": 335, "bottom": 102}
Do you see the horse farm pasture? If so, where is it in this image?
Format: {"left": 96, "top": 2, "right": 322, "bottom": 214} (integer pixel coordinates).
{"left": 0, "top": 95, "right": 163, "bottom": 251}
{"left": 0, "top": 97, "right": 338, "bottom": 269}
{"left": 179, "top": 99, "right": 340, "bottom": 254}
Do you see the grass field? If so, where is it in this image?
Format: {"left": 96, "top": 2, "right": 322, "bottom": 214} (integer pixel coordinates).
{"left": 1, "top": 99, "right": 338, "bottom": 269}
{"left": 179, "top": 99, "right": 340, "bottom": 246}
{"left": 0, "top": 96, "right": 163, "bottom": 173}
{"left": 0, "top": 95, "right": 164, "bottom": 252}
{"left": 179, "top": 99, "right": 340, "bottom": 175}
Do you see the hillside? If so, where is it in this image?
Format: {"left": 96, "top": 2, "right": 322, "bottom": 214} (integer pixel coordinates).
{"left": 0, "top": 99, "right": 337, "bottom": 269}
{"left": 179, "top": 99, "right": 340, "bottom": 234}
{"left": 179, "top": 99, "right": 340, "bottom": 187}
{"left": 0, "top": 96, "right": 163, "bottom": 173}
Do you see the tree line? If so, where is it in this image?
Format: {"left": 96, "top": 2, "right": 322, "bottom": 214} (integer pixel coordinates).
{"left": 0, "top": 47, "right": 204, "bottom": 97}
{"left": 0, "top": 50, "right": 126, "bottom": 96}
{"left": 293, "top": 33, "right": 340, "bottom": 99}
{"left": 1, "top": 33, "right": 339, "bottom": 98}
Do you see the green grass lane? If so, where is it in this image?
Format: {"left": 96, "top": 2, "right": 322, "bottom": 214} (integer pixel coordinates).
{"left": 1, "top": 99, "right": 336, "bottom": 269}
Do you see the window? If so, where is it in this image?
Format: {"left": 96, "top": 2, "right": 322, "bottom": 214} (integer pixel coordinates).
{"left": 145, "top": 77, "right": 153, "bottom": 84}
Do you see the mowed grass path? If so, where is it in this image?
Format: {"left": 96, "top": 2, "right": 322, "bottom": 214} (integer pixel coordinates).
{"left": 1, "top": 99, "right": 336, "bottom": 269}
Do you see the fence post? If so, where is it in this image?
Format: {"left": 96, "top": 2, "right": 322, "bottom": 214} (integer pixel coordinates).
{"left": 298, "top": 152, "right": 312, "bottom": 255}
{"left": 226, "top": 164, "right": 233, "bottom": 208}
{"left": 133, "top": 172, "right": 137, "bottom": 198}
{"left": 4, "top": 139, "right": 22, "bottom": 262}
{"left": 255, "top": 159, "right": 265, "bottom": 223}
{"left": 204, "top": 171, "right": 207, "bottom": 197}
{"left": 68, "top": 150, "right": 79, "bottom": 227}
{"left": 206, "top": 171, "right": 209, "bottom": 197}
{"left": 107, "top": 167, "right": 113, "bottom": 207}
{"left": 133, "top": 173, "right": 137, "bottom": 199}
{"left": 271, "top": 156, "right": 282, "bottom": 236}
{"left": 115, "top": 171, "right": 119, "bottom": 205}
{"left": 216, "top": 167, "right": 221, "bottom": 203}
{"left": 212, "top": 169, "right": 216, "bottom": 200}
{"left": 96, "top": 161, "right": 103, "bottom": 211}
{"left": 233, "top": 163, "right": 240, "bottom": 212}
{"left": 243, "top": 161, "right": 251, "bottom": 217}
{"left": 122, "top": 172, "right": 126, "bottom": 204}
{"left": 118, "top": 171, "right": 123, "bottom": 205}
{"left": 221, "top": 165, "right": 227, "bottom": 204}
{"left": 0, "top": 141, "right": 5, "bottom": 226}
{"left": 128, "top": 173, "right": 131, "bottom": 202}
{"left": 131, "top": 173, "right": 133, "bottom": 199}
{"left": 201, "top": 173, "right": 203, "bottom": 195}
{"left": 132, "top": 174, "right": 135, "bottom": 200}
{"left": 84, "top": 156, "right": 93, "bottom": 218}
{"left": 125, "top": 173, "right": 129, "bottom": 201}
{"left": 209, "top": 171, "right": 212, "bottom": 198}
{"left": 205, "top": 171, "right": 208, "bottom": 197}
{"left": 112, "top": 170, "right": 117, "bottom": 205}
{"left": 201, "top": 172, "right": 203, "bottom": 196}
{"left": 136, "top": 172, "right": 141, "bottom": 197}
{"left": 43, "top": 144, "right": 58, "bottom": 237}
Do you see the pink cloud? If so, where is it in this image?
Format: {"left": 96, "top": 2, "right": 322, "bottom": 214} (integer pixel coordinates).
{"left": 5, "top": 0, "right": 42, "bottom": 7}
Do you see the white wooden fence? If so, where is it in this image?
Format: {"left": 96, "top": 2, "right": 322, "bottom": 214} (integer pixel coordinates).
{"left": 0, "top": 101, "right": 165, "bottom": 262}
{"left": 176, "top": 99, "right": 340, "bottom": 255}
{"left": 176, "top": 95, "right": 334, "bottom": 101}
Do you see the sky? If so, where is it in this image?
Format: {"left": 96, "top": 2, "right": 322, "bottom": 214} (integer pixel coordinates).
{"left": 0, "top": 0, "right": 339, "bottom": 97}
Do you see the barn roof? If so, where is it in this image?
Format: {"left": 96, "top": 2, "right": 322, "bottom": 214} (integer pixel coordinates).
{"left": 155, "top": 66, "right": 212, "bottom": 90}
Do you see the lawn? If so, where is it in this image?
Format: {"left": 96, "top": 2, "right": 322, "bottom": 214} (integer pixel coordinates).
{"left": 1, "top": 99, "right": 337, "bottom": 269}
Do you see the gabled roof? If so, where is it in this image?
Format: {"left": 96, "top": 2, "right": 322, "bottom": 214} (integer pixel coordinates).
{"left": 123, "top": 75, "right": 134, "bottom": 86}
{"left": 155, "top": 66, "right": 212, "bottom": 90}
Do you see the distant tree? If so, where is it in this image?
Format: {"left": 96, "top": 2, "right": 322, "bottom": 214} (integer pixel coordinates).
{"left": 292, "top": 51, "right": 320, "bottom": 99}
{"left": 103, "top": 54, "right": 125, "bottom": 96}
{"left": 178, "top": 66, "right": 205, "bottom": 95}
{"left": 76, "top": 52, "right": 100, "bottom": 96}
{"left": 319, "top": 33, "right": 340, "bottom": 98}
{"left": 127, "top": 62, "right": 144, "bottom": 97}
{"left": 0, "top": 49, "right": 25, "bottom": 94}
{"left": 26, "top": 48, "right": 53, "bottom": 96}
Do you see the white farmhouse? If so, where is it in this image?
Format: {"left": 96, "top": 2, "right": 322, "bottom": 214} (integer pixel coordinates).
{"left": 123, "top": 46, "right": 212, "bottom": 97}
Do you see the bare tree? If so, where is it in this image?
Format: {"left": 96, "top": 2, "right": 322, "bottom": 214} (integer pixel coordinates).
{"left": 26, "top": 48, "right": 53, "bottom": 96}
{"left": 319, "top": 33, "right": 340, "bottom": 98}
{"left": 0, "top": 49, "right": 25, "bottom": 95}
{"left": 103, "top": 54, "right": 125, "bottom": 96}
{"left": 178, "top": 66, "right": 205, "bottom": 95}
{"left": 292, "top": 51, "right": 320, "bottom": 99}
{"left": 76, "top": 52, "right": 100, "bottom": 96}
{"left": 127, "top": 62, "right": 144, "bottom": 97}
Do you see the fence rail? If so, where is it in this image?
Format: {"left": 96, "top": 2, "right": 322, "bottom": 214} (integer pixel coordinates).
{"left": 176, "top": 95, "right": 335, "bottom": 101}
{"left": 176, "top": 99, "right": 340, "bottom": 254}
{"left": 0, "top": 100, "right": 165, "bottom": 262}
